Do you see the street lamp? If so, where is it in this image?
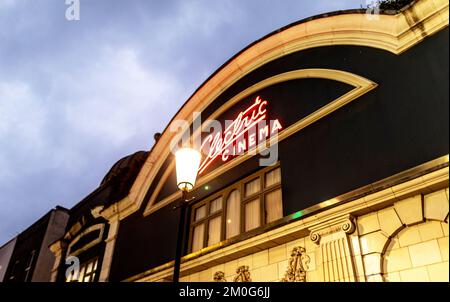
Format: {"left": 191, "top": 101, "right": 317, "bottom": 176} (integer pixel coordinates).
{"left": 173, "top": 147, "right": 201, "bottom": 283}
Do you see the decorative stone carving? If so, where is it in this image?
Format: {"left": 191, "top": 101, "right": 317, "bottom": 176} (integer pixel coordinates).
{"left": 213, "top": 271, "right": 227, "bottom": 282}
{"left": 282, "top": 246, "right": 310, "bottom": 282}
{"left": 310, "top": 232, "right": 321, "bottom": 244}
{"left": 309, "top": 215, "right": 356, "bottom": 245}
{"left": 91, "top": 205, "right": 105, "bottom": 219}
{"left": 308, "top": 214, "right": 358, "bottom": 282}
{"left": 233, "top": 266, "right": 251, "bottom": 282}
{"left": 341, "top": 218, "right": 356, "bottom": 234}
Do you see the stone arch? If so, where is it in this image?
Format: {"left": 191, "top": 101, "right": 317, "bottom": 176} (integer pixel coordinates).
{"left": 98, "top": 0, "right": 449, "bottom": 221}
{"left": 383, "top": 220, "right": 448, "bottom": 281}
{"left": 357, "top": 189, "right": 449, "bottom": 282}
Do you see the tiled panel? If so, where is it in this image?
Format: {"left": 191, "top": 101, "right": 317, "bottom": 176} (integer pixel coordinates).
{"left": 394, "top": 195, "right": 423, "bottom": 226}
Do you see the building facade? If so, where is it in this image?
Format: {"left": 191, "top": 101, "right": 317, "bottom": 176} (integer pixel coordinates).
{"left": 50, "top": 151, "right": 149, "bottom": 282}
{"left": 2, "top": 207, "right": 69, "bottom": 282}
{"left": 0, "top": 238, "right": 16, "bottom": 282}
{"left": 102, "top": 0, "right": 448, "bottom": 282}
{"left": 1, "top": 0, "right": 448, "bottom": 283}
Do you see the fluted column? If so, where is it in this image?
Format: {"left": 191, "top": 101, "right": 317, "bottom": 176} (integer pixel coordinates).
{"left": 309, "top": 215, "right": 357, "bottom": 282}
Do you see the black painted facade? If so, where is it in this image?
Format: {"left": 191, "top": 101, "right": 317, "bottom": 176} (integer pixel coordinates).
{"left": 54, "top": 151, "right": 149, "bottom": 282}
{"left": 109, "top": 28, "right": 449, "bottom": 281}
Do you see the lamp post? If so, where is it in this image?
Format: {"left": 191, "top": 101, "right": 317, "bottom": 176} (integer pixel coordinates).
{"left": 173, "top": 147, "right": 201, "bottom": 283}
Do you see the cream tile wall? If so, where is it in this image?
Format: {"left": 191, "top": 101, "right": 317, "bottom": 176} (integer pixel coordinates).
{"left": 180, "top": 188, "right": 448, "bottom": 282}
{"left": 181, "top": 235, "right": 321, "bottom": 282}
{"left": 383, "top": 221, "right": 448, "bottom": 282}
{"left": 357, "top": 188, "right": 449, "bottom": 282}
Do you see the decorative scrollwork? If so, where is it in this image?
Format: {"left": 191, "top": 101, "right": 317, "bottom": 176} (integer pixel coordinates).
{"left": 213, "top": 271, "right": 227, "bottom": 282}
{"left": 341, "top": 219, "right": 356, "bottom": 234}
{"left": 233, "top": 265, "right": 251, "bottom": 282}
{"left": 309, "top": 215, "right": 356, "bottom": 245}
{"left": 310, "top": 232, "right": 321, "bottom": 244}
{"left": 281, "top": 246, "right": 309, "bottom": 282}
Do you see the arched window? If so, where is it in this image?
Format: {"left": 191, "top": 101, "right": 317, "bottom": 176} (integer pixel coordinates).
{"left": 226, "top": 190, "right": 241, "bottom": 239}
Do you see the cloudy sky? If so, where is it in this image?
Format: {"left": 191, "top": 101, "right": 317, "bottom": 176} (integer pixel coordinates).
{"left": 0, "top": 0, "right": 365, "bottom": 245}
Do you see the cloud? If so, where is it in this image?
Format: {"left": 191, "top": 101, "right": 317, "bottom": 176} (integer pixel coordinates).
{"left": 0, "top": 81, "right": 48, "bottom": 181}
{"left": 0, "top": 0, "right": 15, "bottom": 9}
{"left": 0, "top": 45, "right": 182, "bottom": 194}
{"left": 0, "top": 0, "right": 365, "bottom": 244}
{"left": 159, "top": 0, "right": 241, "bottom": 38}
{"left": 61, "top": 46, "right": 178, "bottom": 147}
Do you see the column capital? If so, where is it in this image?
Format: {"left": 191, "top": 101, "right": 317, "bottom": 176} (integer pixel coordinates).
{"left": 308, "top": 214, "right": 356, "bottom": 245}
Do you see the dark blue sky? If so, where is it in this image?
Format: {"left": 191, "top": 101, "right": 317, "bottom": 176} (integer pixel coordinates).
{"left": 0, "top": 0, "right": 365, "bottom": 244}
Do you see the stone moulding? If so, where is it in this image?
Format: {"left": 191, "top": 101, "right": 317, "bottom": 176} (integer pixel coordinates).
{"left": 127, "top": 163, "right": 448, "bottom": 282}
{"left": 309, "top": 215, "right": 356, "bottom": 245}
{"left": 99, "top": 0, "right": 449, "bottom": 223}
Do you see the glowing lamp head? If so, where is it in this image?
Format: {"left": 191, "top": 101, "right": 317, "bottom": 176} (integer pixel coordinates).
{"left": 175, "top": 147, "right": 201, "bottom": 192}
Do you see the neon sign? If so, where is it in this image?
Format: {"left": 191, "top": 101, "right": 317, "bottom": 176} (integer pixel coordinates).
{"left": 199, "top": 96, "right": 282, "bottom": 174}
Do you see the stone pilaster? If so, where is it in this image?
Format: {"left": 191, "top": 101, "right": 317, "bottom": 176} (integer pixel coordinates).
{"left": 309, "top": 214, "right": 358, "bottom": 282}
{"left": 98, "top": 214, "right": 120, "bottom": 282}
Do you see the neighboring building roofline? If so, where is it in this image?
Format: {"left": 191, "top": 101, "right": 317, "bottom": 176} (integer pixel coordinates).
{"left": 0, "top": 206, "right": 68, "bottom": 247}
{"left": 0, "top": 237, "right": 17, "bottom": 251}
{"left": 68, "top": 150, "right": 149, "bottom": 216}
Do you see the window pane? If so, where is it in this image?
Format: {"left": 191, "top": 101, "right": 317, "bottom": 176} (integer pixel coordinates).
{"left": 78, "top": 266, "right": 86, "bottom": 282}
{"left": 245, "top": 178, "right": 260, "bottom": 197}
{"left": 265, "top": 189, "right": 283, "bottom": 223}
{"left": 207, "top": 216, "right": 221, "bottom": 246}
{"left": 24, "top": 269, "right": 31, "bottom": 282}
{"left": 86, "top": 261, "right": 93, "bottom": 274}
{"left": 226, "top": 190, "right": 241, "bottom": 239}
{"left": 194, "top": 205, "right": 206, "bottom": 221}
{"left": 245, "top": 199, "right": 260, "bottom": 231}
{"left": 26, "top": 250, "right": 35, "bottom": 267}
{"left": 192, "top": 223, "right": 205, "bottom": 252}
{"left": 265, "top": 168, "right": 281, "bottom": 187}
{"left": 10, "top": 261, "right": 19, "bottom": 280}
{"left": 210, "top": 197, "right": 222, "bottom": 213}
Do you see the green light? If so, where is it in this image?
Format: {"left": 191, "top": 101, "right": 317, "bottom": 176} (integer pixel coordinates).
{"left": 292, "top": 211, "right": 302, "bottom": 219}
{"left": 204, "top": 185, "right": 209, "bottom": 191}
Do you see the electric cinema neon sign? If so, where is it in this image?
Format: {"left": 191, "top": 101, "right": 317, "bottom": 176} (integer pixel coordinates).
{"left": 198, "top": 96, "right": 283, "bottom": 174}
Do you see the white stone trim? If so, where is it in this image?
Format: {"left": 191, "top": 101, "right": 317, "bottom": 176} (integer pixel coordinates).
{"left": 66, "top": 224, "right": 105, "bottom": 257}
{"left": 99, "top": 215, "right": 120, "bottom": 282}
{"left": 100, "top": 0, "right": 450, "bottom": 222}
{"left": 126, "top": 165, "right": 448, "bottom": 282}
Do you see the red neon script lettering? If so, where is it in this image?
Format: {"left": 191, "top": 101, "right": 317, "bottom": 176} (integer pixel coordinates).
{"left": 199, "top": 96, "right": 281, "bottom": 174}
